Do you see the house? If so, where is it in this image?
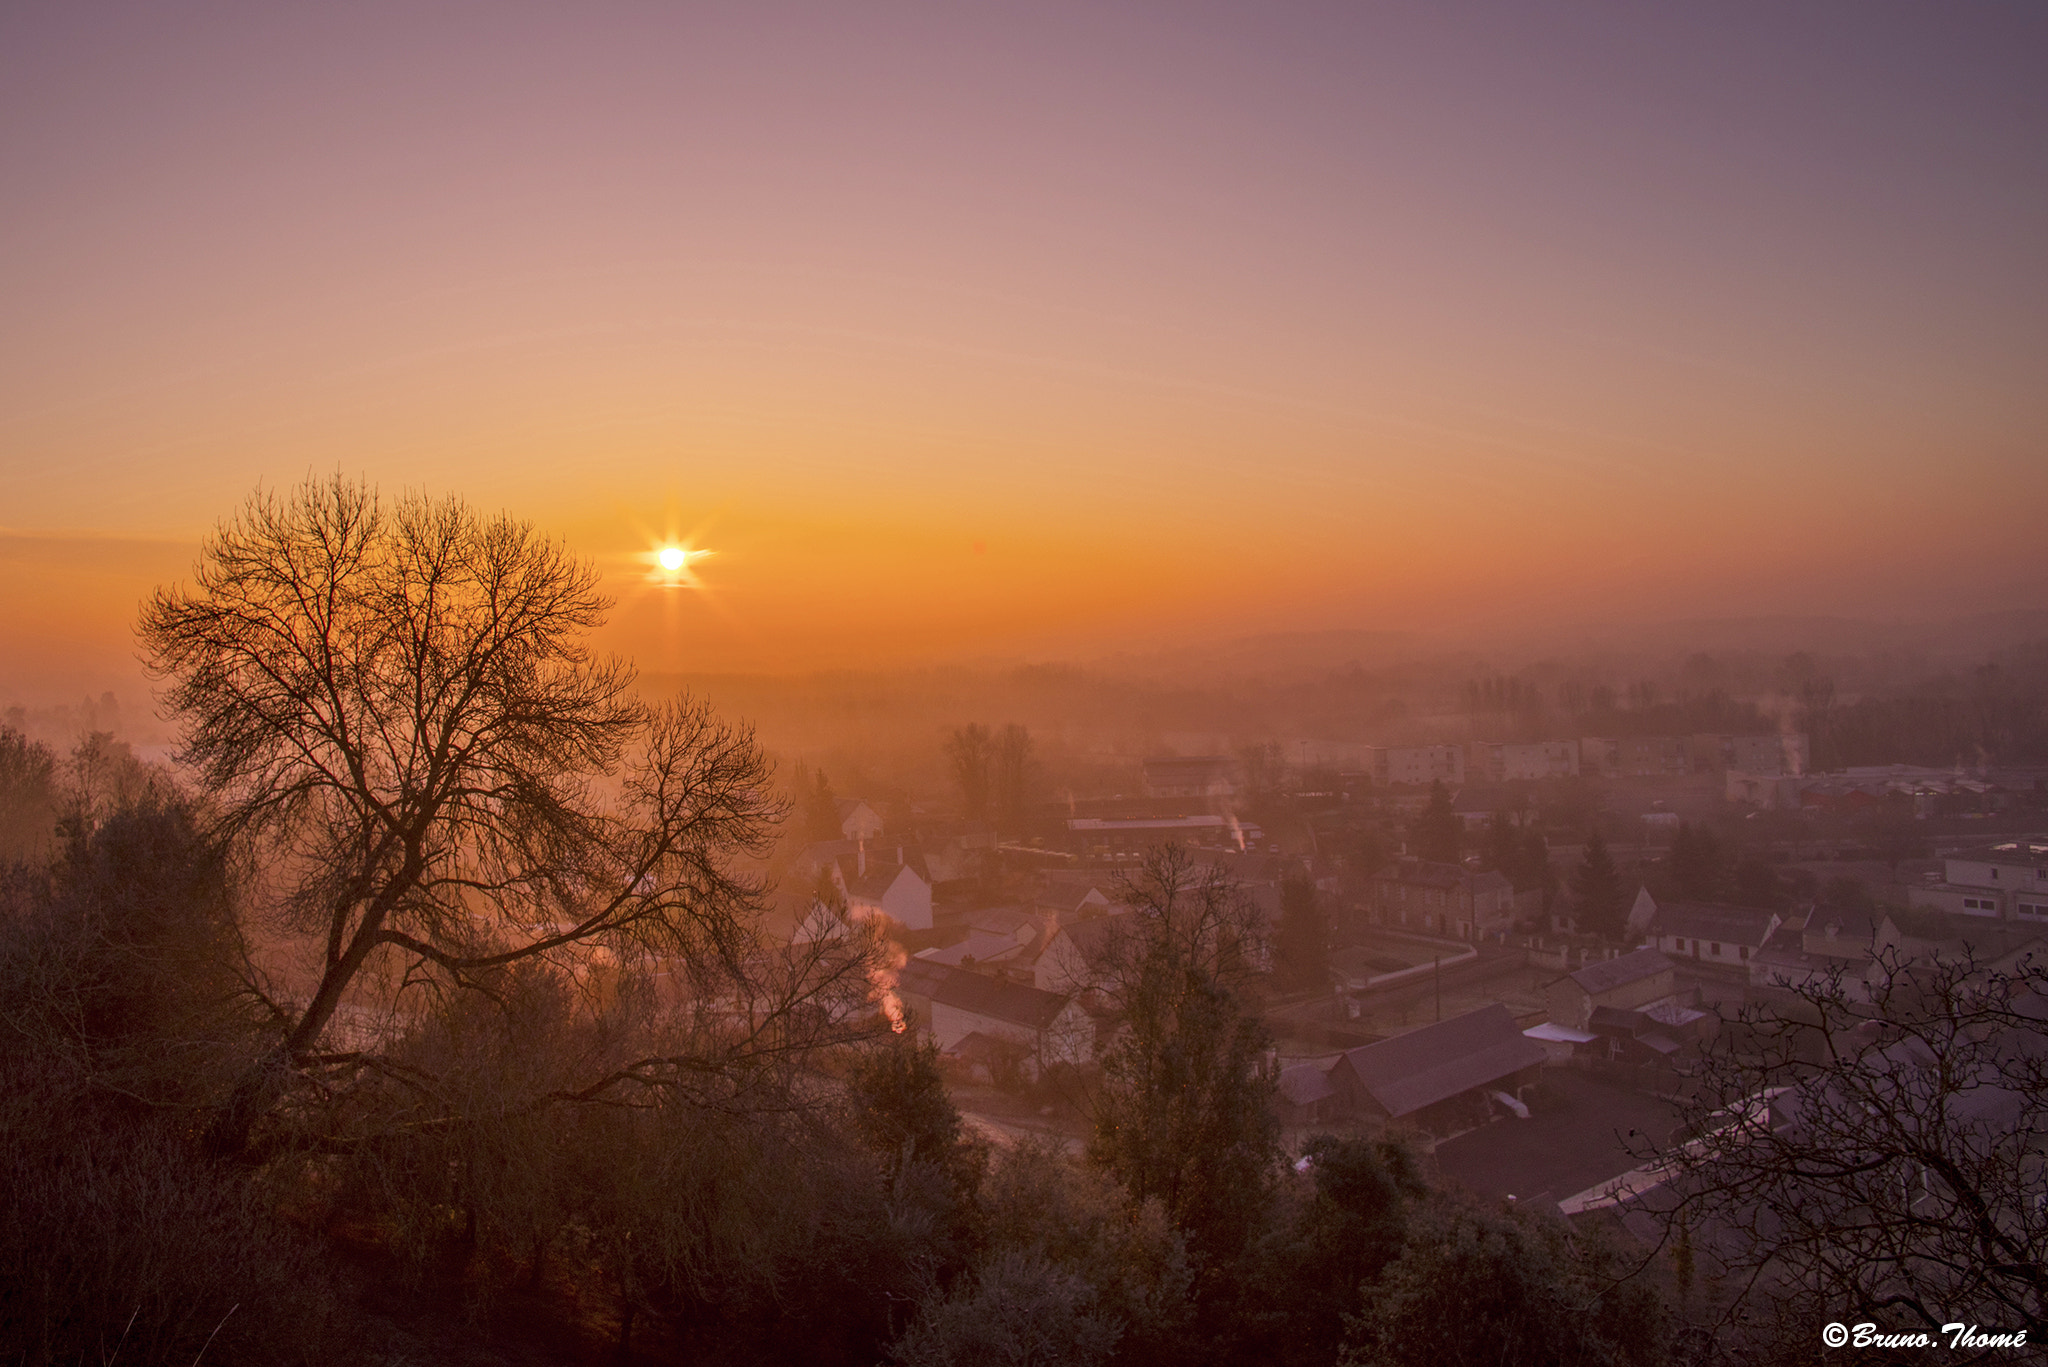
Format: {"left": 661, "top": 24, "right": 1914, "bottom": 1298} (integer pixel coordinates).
{"left": 915, "top": 931, "right": 1033, "bottom": 972}
{"left": 1033, "top": 912, "right": 1131, "bottom": 993}
{"left": 1366, "top": 859, "right": 1517, "bottom": 942}
{"left": 835, "top": 799, "right": 884, "bottom": 842}
{"left": 1276, "top": 1059, "right": 1341, "bottom": 1126}
{"left": 1907, "top": 839, "right": 2048, "bottom": 922}
{"left": 915, "top": 820, "right": 998, "bottom": 885}
{"left": 1545, "top": 947, "right": 1678, "bottom": 1032}
{"left": 1522, "top": 1021, "right": 1601, "bottom": 1065}
{"left": 1034, "top": 872, "right": 1117, "bottom": 921}
{"left": 836, "top": 847, "right": 934, "bottom": 932}
{"left": 896, "top": 959, "right": 1092, "bottom": 1066}
{"left": 1326, "top": 1004, "right": 1547, "bottom": 1131}
{"left": 1646, "top": 901, "right": 1781, "bottom": 970}
{"left": 1585, "top": 999, "right": 1713, "bottom": 1065}
{"left": 1748, "top": 908, "right": 1878, "bottom": 997}
{"left": 1872, "top": 909, "right": 2048, "bottom": 976}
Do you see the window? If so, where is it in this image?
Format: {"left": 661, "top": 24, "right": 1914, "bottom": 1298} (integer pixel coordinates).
{"left": 2019, "top": 901, "right": 2048, "bottom": 921}
{"left": 1710, "top": 942, "right": 1721, "bottom": 957}
{"left": 1740, "top": 945, "right": 1750, "bottom": 961}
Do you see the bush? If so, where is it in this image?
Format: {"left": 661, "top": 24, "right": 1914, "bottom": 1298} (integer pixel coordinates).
{"left": 0, "top": 1069, "right": 349, "bottom": 1366}
{"left": 1343, "top": 1198, "right": 1667, "bottom": 1367}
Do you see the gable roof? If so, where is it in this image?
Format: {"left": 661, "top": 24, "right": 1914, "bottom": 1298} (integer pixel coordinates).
{"left": 916, "top": 931, "right": 1031, "bottom": 968}
{"left": 897, "top": 959, "right": 1075, "bottom": 1032}
{"left": 1879, "top": 909, "right": 2048, "bottom": 960}
{"left": 1277, "top": 1060, "right": 1337, "bottom": 1107}
{"left": 1333, "top": 1004, "right": 1546, "bottom": 1119}
{"left": 836, "top": 849, "right": 931, "bottom": 901}
{"left": 1566, "top": 947, "right": 1676, "bottom": 997}
{"left": 1650, "top": 901, "right": 1778, "bottom": 942}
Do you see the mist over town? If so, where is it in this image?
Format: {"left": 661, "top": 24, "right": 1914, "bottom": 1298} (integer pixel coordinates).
{"left": 4, "top": 4, "right": 2045, "bottom": 1365}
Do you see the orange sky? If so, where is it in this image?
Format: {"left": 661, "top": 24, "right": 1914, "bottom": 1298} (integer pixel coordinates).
{"left": 3, "top": 4, "right": 2044, "bottom": 695}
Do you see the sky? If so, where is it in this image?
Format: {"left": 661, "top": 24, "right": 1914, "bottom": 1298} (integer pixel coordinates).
{"left": 2, "top": 1, "right": 2044, "bottom": 693}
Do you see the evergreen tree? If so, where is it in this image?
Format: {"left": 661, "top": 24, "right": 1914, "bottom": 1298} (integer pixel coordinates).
{"left": 1572, "top": 830, "right": 1627, "bottom": 940}
{"left": 1407, "top": 782, "right": 1461, "bottom": 865}
{"left": 1517, "top": 829, "right": 1557, "bottom": 914}
{"left": 1272, "top": 874, "right": 1329, "bottom": 992}
{"left": 1482, "top": 811, "right": 1518, "bottom": 875}
{"left": 1666, "top": 822, "right": 1724, "bottom": 901}
{"left": 805, "top": 768, "right": 844, "bottom": 843}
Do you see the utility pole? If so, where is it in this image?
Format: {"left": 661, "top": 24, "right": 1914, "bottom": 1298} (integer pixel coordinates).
{"left": 1434, "top": 955, "right": 1441, "bottom": 1022}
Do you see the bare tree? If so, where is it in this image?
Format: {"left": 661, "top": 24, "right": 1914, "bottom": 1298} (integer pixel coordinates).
{"left": 993, "top": 722, "right": 1033, "bottom": 833}
{"left": 1636, "top": 945, "right": 2048, "bottom": 1339}
{"left": 945, "top": 723, "right": 996, "bottom": 822}
{"left": 139, "top": 476, "right": 801, "bottom": 1153}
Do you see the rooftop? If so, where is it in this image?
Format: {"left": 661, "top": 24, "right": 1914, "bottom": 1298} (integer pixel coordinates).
{"left": 1566, "top": 947, "right": 1676, "bottom": 997}
{"left": 1649, "top": 901, "right": 1778, "bottom": 941}
{"left": 897, "top": 959, "right": 1075, "bottom": 1032}
{"left": 1334, "top": 1004, "right": 1546, "bottom": 1119}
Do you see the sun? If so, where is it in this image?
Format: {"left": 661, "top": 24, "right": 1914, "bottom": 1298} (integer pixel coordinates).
{"left": 658, "top": 546, "right": 686, "bottom": 572}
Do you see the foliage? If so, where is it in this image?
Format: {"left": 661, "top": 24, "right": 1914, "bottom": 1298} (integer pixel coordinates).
{"left": 0, "top": 807, "right": 344, "bottom": 1366}
{"left": 1572, "top": 830, "right": 1627, "bottom": 940}
{"left": 1230, "top": 1136, "right": 1427, "bottom": 1367}
{"left": 0, "top": 793, "right": 265, "bottom": 1113}
{"left": 1407, "top": 782, "right": 1460, "bottom": 865}
{"left": 848, "top": 1029, "right": 990, "bottom": 1205}
{"left": 1086, "top": 846, "right": 1280, "bottom": 1270}
{"left": 1272, "top": 873, "right": 1329, "bottom": 991}
{"left": 0, "top": 725, "right": 60, "bottom": 862}
{"left": 1665, "top": 823, "right": 1726, "bottom": 903}
{"left": 802, "top": 764, "right": 844, "bottom": 842}
{"left": 1341, "top": 1197, "right": 1670, "bottom": 1367}
{"left": 0, "top": 1092, "right": 350, "bottom": 1367}
{"left": 890, "top": 1251, "right": 1124, "bottom": 1367}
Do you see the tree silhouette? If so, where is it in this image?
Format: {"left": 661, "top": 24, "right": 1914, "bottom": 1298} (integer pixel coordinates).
{"left": 140, "top": 476, "right": 790, "bottom": 1155}
{"left": 1086, "top": 846, "right": 1278, "bottom": 1270}
{"left": 1572, "top": 830, "right": 1627, "bottom": 940}
{"left": 1408, "top": 781, "right": 1461, "bottom": 865}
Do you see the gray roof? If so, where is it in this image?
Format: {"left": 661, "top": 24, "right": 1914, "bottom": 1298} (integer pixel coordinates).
{"left": 1880, "top": 909, "right": 2048, "bottom": 960}
{"left": 1333, "top": 1004, "right": 1546, "bottom": 1119}
{"left": 1650, "top": 901, "right": 1777, "bottom": 942}
{"left": 1567, "top": 947, "right": 1676, "bottom": 997}
{"left": 896, "top": 959, "right": 1074, "bottom": 1032}
{"left": 1277, "top": 1060, "right": 1338, "bottom": 1107}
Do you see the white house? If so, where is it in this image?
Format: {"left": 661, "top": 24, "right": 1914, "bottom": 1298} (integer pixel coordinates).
{"left": 835, "top": 799, "right": 885, "bottom": 842}
{"left": 897, "top": 959, "right": 1092, "bottom": 1066}
{"left": 1646, "top": 901, "right": 1781, "bottom": 970}
{"left": 837, "top": 848, "right": 933, "bottom": 932}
